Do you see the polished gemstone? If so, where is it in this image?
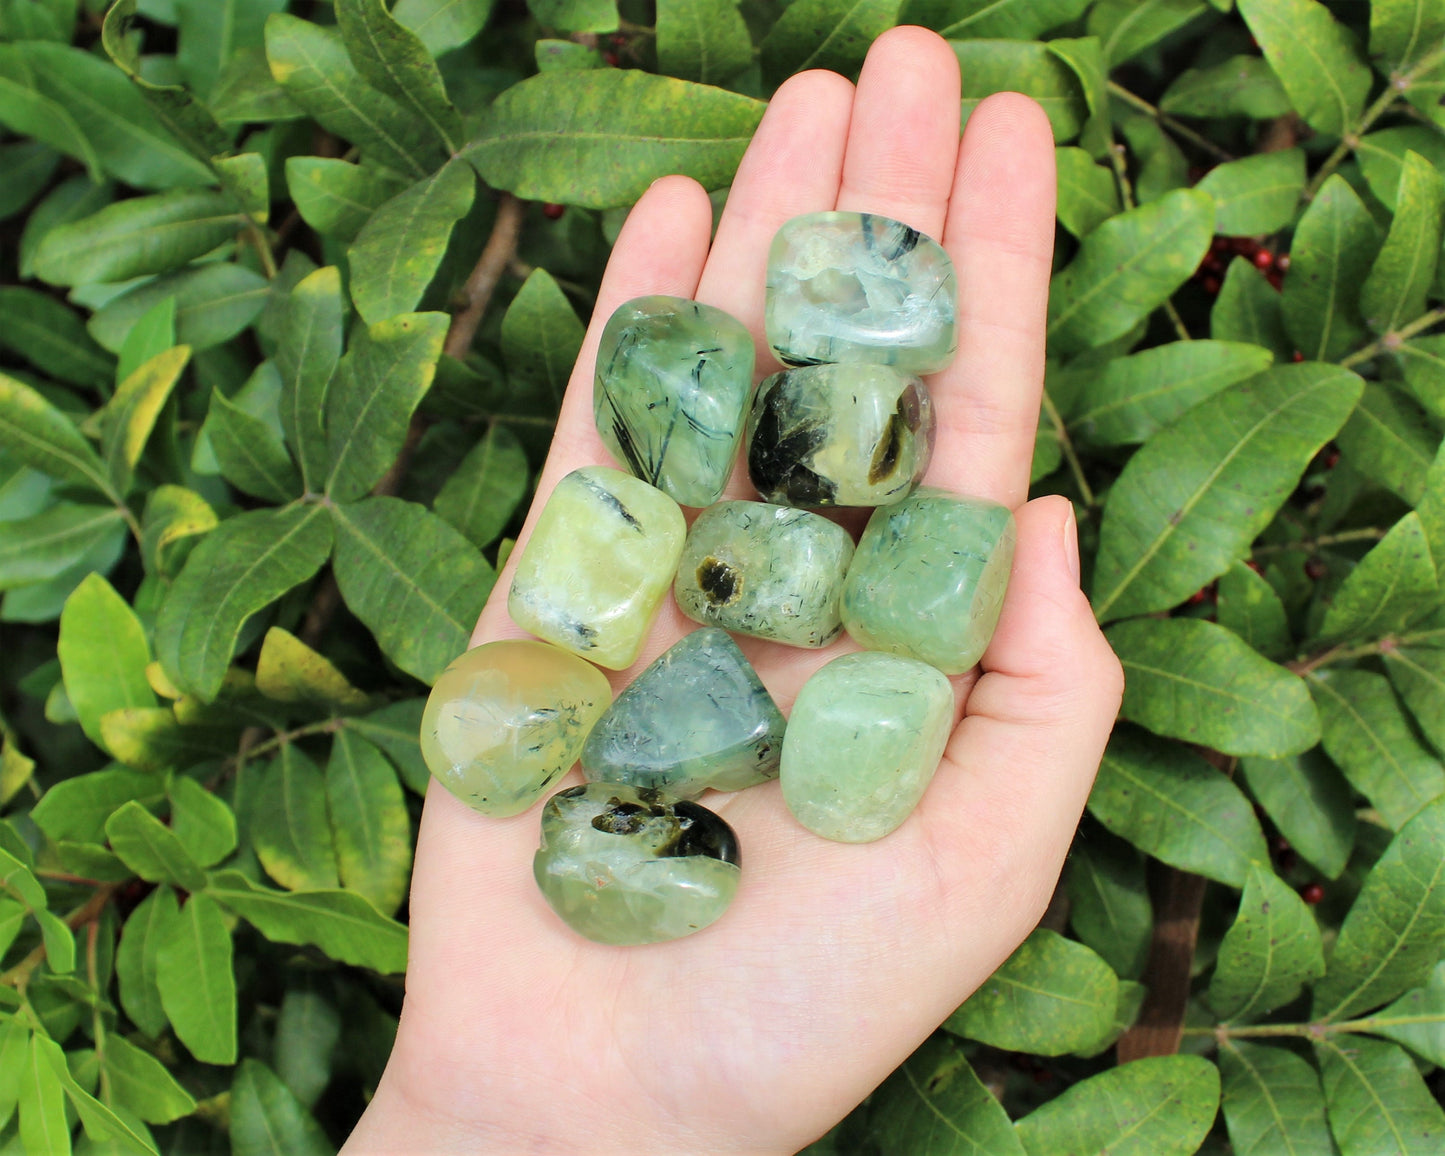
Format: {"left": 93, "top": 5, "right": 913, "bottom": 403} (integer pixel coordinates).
{"left": 582, "top": 628, "right": 785, "bottom": 798}
{"left": 593, "top": 295, "right": 755, "bottom": 507}
{"left": 766, "top": 211, "right": 957, "bottom": 375}
{"left": 509, "top": 466, "right": 686, "bottom": 669}
{"left": 674, "top": 500, "right": 854, "bottom": 648}
{"left": 421, "top": 640, "right": 611, "bottom": 817}
{"left": 533, "top": 782, "right": 741, "bottom": 945}
{"left": 842, "top": 488, "right": 1015, "bottom": 674}
{"left": 782, "top": 652, "right": 954, "bottom": 843}
{"left": 746, "top": 363, "right": 934, "bottom": 507}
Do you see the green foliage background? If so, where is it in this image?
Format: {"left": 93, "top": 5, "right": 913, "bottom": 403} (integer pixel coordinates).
{"left": 0, "top": 0, "right": 1443, "bottom": 1151}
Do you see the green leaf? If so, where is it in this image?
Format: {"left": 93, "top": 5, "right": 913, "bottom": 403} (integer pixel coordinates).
{"left": 1400, "top": 334, "right": 1445, "bottom": 420}
{"left": 101, "top": 345, "right": 191, "bottom": 498}
{"left": 43, "top": 1038, "right": 158, "bottom": 1155}
{"left": 1316, "top": 1035, "right": 1445, "bottom": 1154}
{"left": 19, "top": 176, "right": 115, "bottom": 281}
{"left": 102, "top": 1035, "right": 195, "bottom": 1125}
{"left": 274, "top": 987, "right": 341, "bottom": 1108}
{"left": 330, "top": 496, "right": 494, "bottom": 685}
{"left": 0, "top": 372, "right": 115, "bottom": 498}
{"left": 0, "top": 0, "right": 77, "bottom": 41}
{"left": 104, "top": 801, "right": 208, "bottom": 891}
{"left": 1211, "top": 256, "right": 1293, "bottom": 361}
{"left": 1219, "top": 1040, "right": 1333, "bottom": 1156}
{"left": 1360, "top": 151, "right": 1444, "bottom": 336}
{"left": 90, "top": 264, "right": 270, "bottom": 355}
{"left": 230, "top": 1059, "right": 333, "bottom": 1156}
{"left": 433, "top": 423, "right": 529, "bottom": 550}
{"left": 1046, "top": 188, "right": 1214, "bottom": 357}
{"left": 19, "top": 1032, "right": 71, "bottom": 1156}
{"left": 100, "top": 706, "right": 235, "bottom": 773}
{"left": 342, "top": 699, "right": 429, "bottom": 794}
{"left": 276, "top": 265, "right": 346, "bottom": 494}
{"left": 1359, "top": 960, "right": 1445, "bottom": 1066}
{"left": 206, "top": 869, "right": 407, "bottom": 973}
{"left": 255, "top": 627, "right": 368, "bottom": 710}
{"left": 1196, "top": 148, "right": 1305, "bottom": 236}
{"left": 140, "top": 484, "right": 217, "bottom": 579}
{"left": 866, "top": 1033, "right": 1025, "bottom": 1155}
{"left": 115, "top": 886, "right": 174, "bottom": 1037}
{"left": 1209, "top": 863, "right": 1325, "bottom": 1021}
{"left": 1045, "top": 37, "right": 1108, "bottom": 160}
{"left": 206, "top": 388, "right": 301, "bottom": 504}
{"left": 1109, "top": 617, "right": 1320, "bottom": 757}
{"left": 759, "top": 0, "right": 900, "bottom": 85}
{"left": 500, "top": 268, "right": 583, "bottom": 411}
{"left": 951, "top": 40, "right": 1086, "bottom": 145}
{"left": 1356, "top": 126, "right": 1445, "bottom": 212}
{"left": 1090, "top": 726, "right": 1268, "bottom": 887}
{"left": 0, "top": 288, "right": 114, "bottom": 389}
{"left": 1015, "top": 1055, "right": 1219, "bottom": 1156}
{"left": 167, "top": 776, "right": 237, "bottom": 868}
{"left": 155, "top": 504, "right": 332, "bottom": 702}
{"left": 1281, "top": 173, "right": 1381, "bottom": 363}
{"left": 348, "top": 159, "right": 475, "bottom": 326}
{"left": 213, "top": 153, "right": 269, "bottom": 223}
{"left": 326, "top": 312, "right": 448, "bottom": 502}
{"left": 1386, "top": 643, "right": 1445, "bottom": 756}
{"left": 284, "top": 158, "right": 408, "bottom": 244}
{"left": 655, "top": 0, "right": 752, "bottom": 84}
{"left": 58, "top": 573, "right": 156, "bottom": 752}
{"left": 1065, "top": 831, "right": 1152, "bottom": 979}
{"left": 944, "top": 928, "right": 1118, "bottom": 1056}
{"left": 264, "top": 13, "right": 439, "bottom": 181}
{"left": 1092, "top": 363, "right": 1364, "bottom": 622}
{"left": 1217, "top": 559, "right": 1292, "bottom": 659}
{"left": 1087, "top": 0, "right": 1209, "bottom": 66}
{"left": 117, "top": 297, "right": 177, "bottom": 383}
{"left": 527, "top": 0, "right": 617, "bottom": 32}
{"left": 1314, "top": 794, "right": 1445, "bottom": 1021}
{"left": 1159, "top": 55, "right": 1292, "bottom": 119}
{"left": 1237, "top": 0, "right": 1371, "bottom": 136}
{"left": 35, "top": 908, "right": 74, "bottom": 973}
{"left": 1239, "top": 751, "right": 1357, "bottom": 879}
{"left": 1320, "top": 513, "right": 1438, "bottom": 643}
{"left": 0, "top": 1019, "right": 26, "bottom": 1130}
{"left": 253, "top": 746, "right": 340, "bottom": 893}
{"left": 154, "top": 891, "right": 237, "bottom": 1065}
{"left": 0, "top": 845, "right": 43, "bottom": 909}
{"left": 0, "top": 504, "right": 126, "bottom": 592}
{"left": 1053, "top": 146, "right": 1119, "bottom": 240}
{"left": 1371, "top": 0, "right": 1445, "bottom": 72}
{"left": 903, "top": 0, "right": 1086, "bottom": 38}
{"left": 326, "top": 731, "right": 411, "bottom": 916}
{"left": 31, "top": 769, "right": 165, "bottom": 845}
{"left": 1311, "top": 668, "right": 1445, "bottom": 830}
{"left": 1337, "top": 383, "right": 1439, "bottom": 506}
{"left": 174, "top": 0, "right": 287, "bottom": 99}
{"left": 392, "top": 0, "right": 493, "bottom": 56}
{"left": 465, "top": 69, "right": 766, "bottom": 209}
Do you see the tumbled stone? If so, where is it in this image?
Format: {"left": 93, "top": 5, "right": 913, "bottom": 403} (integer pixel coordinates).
{"left": 674, "top": 500, "right": 854, "bottom": 648}
{"left": 509, "top": 466, "right": 686, "bottom": 669}
{"left": 533, "top": 782, "right": 741, "bottom": 945}
{"left": 781, "top": 652, "right": 954, "bottom": 843}
{"left": 841, "top": 488, "right": 1015, "bottom": 675}
{"left": 746, "top": 363, "right": 934, "bottom": 507}
{"left": 593, "top": 295, "right": 755, "bottom": 507}
{"left": 421, "top": 640, "right": 611, "bottom": 817}
{"left": 766, "top": 211, "right": 957, "bottom": 375}
{"left": 582, "top": 628, "right": 785, "bottom": 798}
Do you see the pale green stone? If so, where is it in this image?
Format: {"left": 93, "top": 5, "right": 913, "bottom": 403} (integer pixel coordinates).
{"left": 509, "top": 466, "right": 686, "bottom": 669}
{"left": 842, "top": 488, "right": 1016, "bottom": 675}
{"left": 746, "top": 363, "right": 934, "bottom": 507}
{"left": 421, "top": 640, "right": 612, "bottom": 817}
{"left": 781, "top": 652, "right": 954, "bottom": 843}
{"left": 593, "top": 295, "right": 755, "bottom": 507}
{"left": 533, "top": 783, "right": 741, "bottom": 945}
{"left": 766, "top": 211, "right": 957, "bottom": 375}
{"left": 674, "top": 500, "right": 854, "bottom": 648}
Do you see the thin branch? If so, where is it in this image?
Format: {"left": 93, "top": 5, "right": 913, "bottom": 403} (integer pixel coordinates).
{"left": 1107, "top": 82, "right": 1235, "bottom": 162}
{"left": 444, "top": 193, "right": 526, "bottom": 361}
{"left": 1117, "top": 864, "right": 1208, "bottom": 1060}
{"left": 1107, "top": 138, "right": 1136, "bottom": 212}
{"left": 1163, "top": 299, "right": 1191, "bottom": 342}
{"left": 1041, "top": 389, "right": 1097, "bottom": 510}
{"left": 1253, "top": 527, "right": 1388, "bottom": 556}
{"left": 1341, "top": 306, "right": 1445, "bottom": 368}
{"left": 1, "top": 884, "right": 118, "bottom": 991}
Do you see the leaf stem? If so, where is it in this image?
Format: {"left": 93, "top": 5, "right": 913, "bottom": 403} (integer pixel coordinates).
{"left": 235, "top": 718, "right": 343, "bottom": 765}
{"left": 0, "top": 883, "right": 118, "bottom": 992}
{"left": 1341, "top": 306, "right": 1445, "bottom": 368}
{"left": 1041, "top": 389, "right": 1097, "bottom": 510}
{"left": 445, "top": 192, "right": 526, "bottom": 361}
{"left": 1188, "top": 1006, "right": 1445, "bottom": 1043}
{"left": 1253, "top": 527, "right": 1387, "bottom": 556}
{"left": 1163, "top": 299, "right": 1192, "bottom": 342}
{"left": 1107, "top": 137, "right": 1136, "bottom": 211}
{"left": 1106, "top": 82, "right": 1235, "bottom": 162}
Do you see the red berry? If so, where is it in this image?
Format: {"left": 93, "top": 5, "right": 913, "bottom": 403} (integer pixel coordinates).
{"left": 1322, "top": 445, "right": 1341, "bottom": 469}
{"left": 1211, "top": 236, "right": 1230, "bottom": 254}
{"left": 1253, "top": 249, "right": 1274, "bottom": 271}
{"left": 1246, "top": 559, "right": 1264, "bottom": 574}
{"left": 1202, "top": 275, "right": 1221, "bottom": 295}
{"left": 1305, "top": 558, "right": 1328, "bottom": 580}
{"left": 1291, "top": 350, "right": 1305, "bottom": 362}
{"left": 1189, "top": 589, "right": 1208, "bottom": 605}
{"left": 542, "top": 202, "right": 565, "bottom": 220}
{"left": 603, "top": 51, "right": 620, "bottom": 65}
{"left": 1301, "top": 882, "right": 1325, "bottom": 904}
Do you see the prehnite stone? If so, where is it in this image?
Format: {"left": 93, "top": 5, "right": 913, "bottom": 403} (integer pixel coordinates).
{"left": 674, "top": 500, "right": 854, "bottom": 648}
{"left": 746, "top": 363, "right": 934, "bottom": 507}
{"left": 509, "top": 466, "right": 686, "bottom": 670}
{"left": 593, "top": 295, "right": 755, "bottom": 508}
{"left": 581, "top": 628, "right": 785, "bottom": 798}
{"left": 533, "top": 783, "right": 741, "bottom": 945}
{"left": 841, "top": 488, "right": 1015, "bottom": 675}
{"left": 781, "top": 652, "right": 954, "bottom": 843}
{"left": 421, "top": 640, "right": 611, "bottom": 817}
{"left": 766, "top": 211, "right": 957, "bottom": 375}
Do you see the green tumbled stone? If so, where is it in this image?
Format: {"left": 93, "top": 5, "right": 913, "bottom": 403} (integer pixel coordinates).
{"left": 766, "top": 211, "right": 957, "bottom": 375}
{"left": 842, "top": 488, "right": 1015, "bottom": 675}
{"left": 421, "top": 640, "right": 611, "bottom": 817}
{"left": 593, "top": 295, "right": 755, "bottom": 507}
{"left": 582, "top": 628, "right": 785, "bottom": 798}
{"left": 533, "top": 782, "right": 741, "bottom": 945}
{"left": 746, "top": 363, "right": 934, "bottom": 507}
{"left": 674, "top": 500, "right": 854, "bottom": 648}
{"left": 509, "top": 466, "right": 686, "bottom": 669}
{"left": 782, "top": 652, "right": 954, "bottom": 843}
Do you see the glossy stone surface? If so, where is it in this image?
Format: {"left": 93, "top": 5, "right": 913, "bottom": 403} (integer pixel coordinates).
{"left": 509, "top": 466, "right": 686, "bottom": 669}
{"left": 766, "top": 211, "right": 957, "bottom": 375}
{"left": 842, "top": 488, "right": 1015, "bottom": 675}
{"left": 747, "top": 363, "right": 934, "bottom": 507}
{"left": 421, "top": 640, "right": 611, "bottom": 817}
{"left": 593, "top": 295, "right": 755, "bottom": 508}
{"left": 782, "top": 652, "right": 954, "bottom": 843}
{"left": 534, "top": 783, "right": 741, "bottom": 945}
{"left": 582, "top": 628, "right": 785, "bottom": 798}
{"left": 674, "top": 501, "right": 854, "bottom": 648}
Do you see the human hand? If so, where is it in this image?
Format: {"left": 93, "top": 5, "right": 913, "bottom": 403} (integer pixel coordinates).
{"left": 345, "top": 26, "right": 1124, "bottom": 1155}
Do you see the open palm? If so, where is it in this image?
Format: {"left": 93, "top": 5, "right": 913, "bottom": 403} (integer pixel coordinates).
{"left": 346, "top": 27, "right": 1123, "bottom": 1155}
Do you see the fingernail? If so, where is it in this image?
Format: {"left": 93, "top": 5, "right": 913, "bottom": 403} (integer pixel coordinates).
{"left": 1063, "top": 501, "right": 1080, "bottom": 584}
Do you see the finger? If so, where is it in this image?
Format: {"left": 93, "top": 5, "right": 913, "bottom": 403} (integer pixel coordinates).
{"left": 833, "top": 26, "right": 961, "bottom": 242}
{"left": 927, "top": 93, "right": 1056, "bottom": 507}
{"left": 921, "top": 496, "right": 1124, "bottom": 937}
